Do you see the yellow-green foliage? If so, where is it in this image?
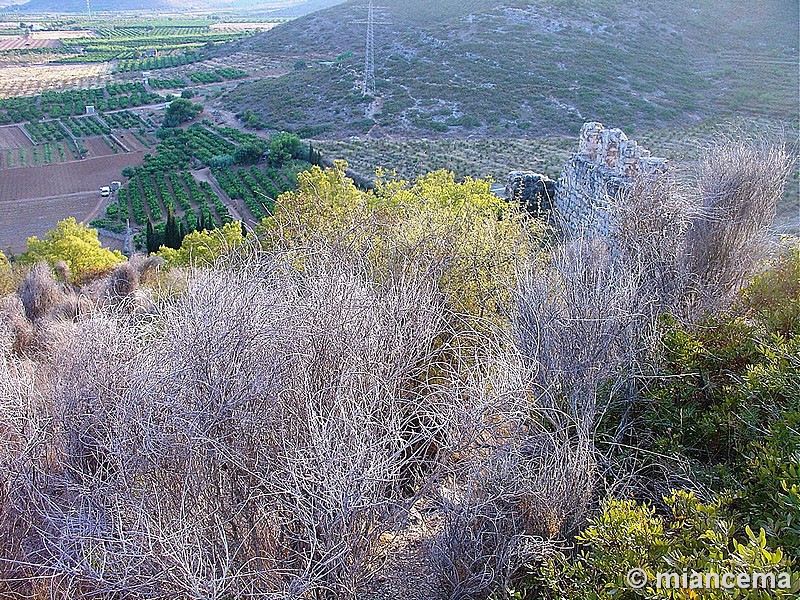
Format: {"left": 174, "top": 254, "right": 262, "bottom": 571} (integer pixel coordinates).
{"left": 20, "top": 218, "right": 124, "bottom": 283}
{"left": 0, "top": 250, "right": 14, "bottom": 295}
{"left": 741, "top": 239, "right": 800, "bottom": 338}
{"left": 260, "top": 162, "right": 540, "bottom": 323}
{"left": 157, "top": 221, "right": 247, "bottom": 267}
{"left": 543, "top": 490, "right": 798, "bottom": 599}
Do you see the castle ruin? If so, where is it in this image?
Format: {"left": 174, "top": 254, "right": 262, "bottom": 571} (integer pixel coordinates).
{"left": 506, "top": 122, "right": 667, "bottom": 236}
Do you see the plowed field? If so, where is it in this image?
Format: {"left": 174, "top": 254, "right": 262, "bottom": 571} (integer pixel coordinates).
{"left": 0, "top": 152, "right": 145, "bottom": 252}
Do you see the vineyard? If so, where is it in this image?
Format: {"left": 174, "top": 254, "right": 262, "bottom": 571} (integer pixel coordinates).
{"left": 313, "top": 116, "right": 799, "bottom": 186}
{"left": 116, "top": 51, "right": 203, "bottom": 73}
{"left": 23, "top": 120, "right": 69, "bottom": 143}
{"left": 212, "top": 162, "right": 301, "bottom": 220}
{"left": 100, "top": 169, "right": 230, "bottom": 234}
{"left": 314, "top": 137, "right": 576, "bottom": 183}
{"left": 187, "top": 68, "right": 249, "bottom": 84}
{"left": 0, "top": 63, "right": 112, "bottom": 99}
{"left": 1, "top": 142, "right": 74, "bottom": 168}
{"left": 49, "top": 26, "right": 252, "bottom": 67}
{"left": 148, "top": 77, "right": 187, "bottom": 90}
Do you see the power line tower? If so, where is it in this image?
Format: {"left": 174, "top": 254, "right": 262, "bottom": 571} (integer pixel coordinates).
{"left": 363, "top": 0, "right": 376, "bottom": 96}
{"left": 86, "top": 0, "right": 92, "bottom": 19}
{"left": 352, "top": 1, "right": 390, "bottom": 97}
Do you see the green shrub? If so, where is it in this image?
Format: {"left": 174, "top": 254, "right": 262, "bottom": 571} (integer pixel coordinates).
{"left": 541, "top": 491, "right": 798, "bottom": 599}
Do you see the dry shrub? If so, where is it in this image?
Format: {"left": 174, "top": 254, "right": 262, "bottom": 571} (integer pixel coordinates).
{"left": 17, "top": 262, "right": 65, "bottom": 323}
{"left": 684, "top": 142, "right": 791, "bottom": 312}
{"left": 430, "top": 351, "right": 594, "bottom": 599}
{"left": 515, "top": 238, "right": 660, "bottom": 436}
{"left": 0, "top": 250, "right": 454, "bottom": 599}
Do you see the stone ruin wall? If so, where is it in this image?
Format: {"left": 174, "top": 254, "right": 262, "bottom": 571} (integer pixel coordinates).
{"left": 506, "top": 121, "right": 667, "bottom": 237}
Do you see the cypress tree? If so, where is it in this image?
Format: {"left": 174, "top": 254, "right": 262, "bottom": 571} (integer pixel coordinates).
{"left": 146, "top": 221, "right": 157, "bottom": 254}
{"left": 165, "top": 208, "right": 180, "bottom": 249}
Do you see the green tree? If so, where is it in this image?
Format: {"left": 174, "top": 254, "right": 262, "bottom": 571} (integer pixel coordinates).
{"left": 20, "top": 218, "right": 124, "bottom": 282}
{"left": 163, "top": 209, "right": 182, "bottom": 249}
{"left": 267, "top": 132, "right": 303, "bottom": 166}
{"left": 163, "top": 98, "right": 202, "bottom": 127}
{"left": 259, "top": 163, "right": 539, "bottom": 325}
{"left": 233, "top": 140, "right": 267, "bottom": 165}
{"left": 145, "top": 221, "right": 160, "bottom": 254}
{"left": 157, "top": 221, "right": 246, "bottom": 267}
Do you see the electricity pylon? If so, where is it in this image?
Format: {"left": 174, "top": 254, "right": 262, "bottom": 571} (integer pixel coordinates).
{"left": 352, "top": 1, "right": 390, "bottom": 97}
{"left": 363, "top": 0, "right": 375, "bottom": 96}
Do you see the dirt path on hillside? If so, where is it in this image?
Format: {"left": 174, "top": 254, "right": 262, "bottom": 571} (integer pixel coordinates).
{"left": 191, "top": 167, "right": 254, "bottom": 227}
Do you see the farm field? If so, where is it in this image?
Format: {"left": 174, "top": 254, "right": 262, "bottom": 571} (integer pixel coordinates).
{"left": 29, "top": 30, "right": 96, "bottom": 40}
{"left": 90, "top": 122, "right": 311, "bottom": 243}
{"left": 0, "top": 125, "right": 32, "bottom": 149}
{"left": 0, "top": 151, "right": 146, "bottom": 252}
{"left": 0, "top": 152, "right": 145, "bottom": 203}
{"left": 0, "top": 123, "right": 79, "bottom": 168}
{"left": 314, "top": 116, "right": 798, "bottom": 234}
{"left": 0, "top": 64, "right": 113, "bottom": 98}
{"left": 0, "top": 190, "right": 109, "bottom": 255}
{"left": 209, "top": 22, "right": 280, "bottom": 32}
{"left": 0, "top": 37, "right": 60, "bottom": 50}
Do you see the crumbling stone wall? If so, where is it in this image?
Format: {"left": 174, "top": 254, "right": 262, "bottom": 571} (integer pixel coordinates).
{"left": 505, "top": 122, "right": 666, "bottom": 236}
{"left": 553, "top": 122, "right": 666, "bottom": 236}
{"left": 505, "top": 171, "right": 557, "bottom": 219}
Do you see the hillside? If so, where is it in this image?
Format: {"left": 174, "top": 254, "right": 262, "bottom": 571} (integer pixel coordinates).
{"left": 224, "top": 0, "right": 799, "bottom": 137}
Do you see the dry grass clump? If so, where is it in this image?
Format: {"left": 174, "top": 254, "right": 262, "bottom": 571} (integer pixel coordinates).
{"left": 429, "top": 351, "right": 593, "bottom": 599}
{"left": 17, "top": 262, "right": 66, "bottom": 323}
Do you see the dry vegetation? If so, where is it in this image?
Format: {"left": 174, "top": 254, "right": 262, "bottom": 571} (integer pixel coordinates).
{"left": 0, "top": 64, "right": 113, "bottom": 99}
{"left": 0, "top": 142, "right": 794, "bottom": 598}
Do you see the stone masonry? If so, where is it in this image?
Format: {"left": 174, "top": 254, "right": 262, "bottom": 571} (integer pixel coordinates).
{"left": 506, "top": 122, "right": 666, "bottom": 237}
{"left": 555, "top": 122, "right": 667, "bottom": 236}
{"left": 504, "top": 171, "right": 557, "bottom": 219}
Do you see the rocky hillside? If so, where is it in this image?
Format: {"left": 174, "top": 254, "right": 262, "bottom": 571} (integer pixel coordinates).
{"left": 224, "top": 0, "right": 799, "bottom": 137}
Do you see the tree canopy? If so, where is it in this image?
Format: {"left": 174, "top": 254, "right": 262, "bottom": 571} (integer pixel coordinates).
{"left": 157, "top": 221, "right": 247, "bottom": 267}
{"left": 20, "top": 218, "right": 125, "bottom": 282}
{"left": 267, "top": 132, "right": 303, "bottom": 166}
{"left": 163, "top": 98, "right": 203, "bottom": 127}
{"left": 260, "top": 162, "right": 540, "bottom": 323}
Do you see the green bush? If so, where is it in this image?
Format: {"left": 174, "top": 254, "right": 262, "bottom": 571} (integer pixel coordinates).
{"left": 541, "top": 491, "right": 798, "bottom": 599}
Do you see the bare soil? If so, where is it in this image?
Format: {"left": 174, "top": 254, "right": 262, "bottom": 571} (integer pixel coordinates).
{"left": 82, "top": 136, "right": 117, "bottom": 158}
{"left": 0, "top": 153, "right": 145, "bottom": 253}
{"left": 0, "top": 37, "right": 59, "bottom": 51}
{"left": 0, "top": 125, "right": 33, "bottom": 150}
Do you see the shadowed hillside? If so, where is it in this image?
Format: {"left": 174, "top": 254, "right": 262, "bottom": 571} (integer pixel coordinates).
{"left": 224, "top": 0, "right": 799, "bottom": 137}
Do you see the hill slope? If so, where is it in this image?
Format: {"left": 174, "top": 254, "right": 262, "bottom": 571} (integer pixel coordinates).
{"left": 224, "top": 0, "right": 799, "bottom": 137}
